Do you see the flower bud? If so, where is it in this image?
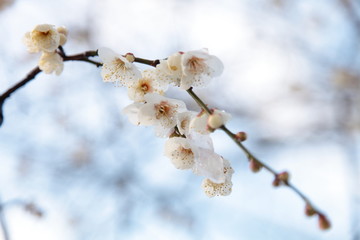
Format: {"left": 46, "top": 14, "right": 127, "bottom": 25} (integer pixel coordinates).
{"left": 125, "top": 53, "right": 135, "bottom": 63}
{"left": 305, "top": 204, "right": 316, "bottom": 217}
{"left": 272, "top": 178, "right": 281, "bottom": 187}
{"left": 59, "top": 34, "right": 67, "bottom": 46}
{"left": 318, "top": 214, "right": 331, "bottom": 230}
{"left": 249, "top": 158, "right": 262, "bottom": 173}
{"left": 277, "top": 171, "right": 290, "bottom": 183}
{"left": 207, "top": 113, "right": 224, "bottom": 129}
{"left": 235, "top": 131, "right": 247, "bottom": 142}
{"left": 57, "top": 26, "right": 68, "bottom": 36}
{"left": 207, "top": 109, "right": 231, "bottom": 130}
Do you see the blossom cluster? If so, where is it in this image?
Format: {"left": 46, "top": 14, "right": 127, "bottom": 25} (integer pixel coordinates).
{"left": 23, "top": 24, "right": 68, "bottom": 75}
{"left": 98, "top": 47, "right": 234, "bottom": 197}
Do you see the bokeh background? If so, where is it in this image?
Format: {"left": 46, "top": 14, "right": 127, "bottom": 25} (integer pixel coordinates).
{"left": 0, "top": 0, "right": 359, "bottom": 239}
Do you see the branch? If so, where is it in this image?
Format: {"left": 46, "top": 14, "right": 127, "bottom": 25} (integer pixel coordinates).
{"left": 130, "top": 54, "right": 332, "bottom": 229}
{"left": 340, "top": 0, "right": 360, "bottom": 35}
{"left": 1, "top": 49, "right": 331, "bottom": 230}
{"left": 0, "top": 198, "right": 10, "bottom": 240}
{"left": 186, "top": 87, "right": 331, "bottom": 230}
{"left": 0, "top": 49, "right": 101, "bottom": 127}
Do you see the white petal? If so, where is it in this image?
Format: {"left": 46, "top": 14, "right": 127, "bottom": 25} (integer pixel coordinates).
{"left": 164, "top": 137, "right": 195, "bottom": 169}
{"left": 122, "top": 102, "right": 143, "bottom": 125}
{"left": 192, "top": 148, "right": 225, "bottom": 183}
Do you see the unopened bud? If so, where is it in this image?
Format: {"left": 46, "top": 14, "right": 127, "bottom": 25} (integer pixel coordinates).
{"left": 277, "top": 171, "right": 290, "bottom": 183}
{"left": 59, "top": 34, "right": 67, "bottom": 46}
{"left": 57, "top": 26, "right": 68, "bottom": 36}
{"left": 235, "top": 132, "right": 247, "bottom": 142}
{"left": 272, "top": 178, "right": 281, "bottom": 187}
{"left": 249, "top": 158, "right": 262, "bottom": 173}
{"left": 305, "top": 204, "right": 316, "bottom": 217}
{"left": 207, "top": 113, "right": 224, "bottom": 129}
{"left": 125, "top": 53, "right": 135, "bottom": 62}
{"left": 318, "top": 214, "right": 331, "bottom": 230}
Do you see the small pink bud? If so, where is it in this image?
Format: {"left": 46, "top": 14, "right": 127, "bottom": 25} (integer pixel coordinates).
{"left": 272, "top": 178, "right": 281, "bottom": 187}
{"left": 305, "top": 204, "right": 316, "bottom": 217}
{"left": 249, "top": 158, "right": 262, "bottom": 173}
{"left": 277, "top": 171, "right": 290, "bottom": 183}
{"left": 318, "top": 214, "right": 331, "bottom": 230}
{"left": 235, "top": 132, "right": 247, "bottom": 142}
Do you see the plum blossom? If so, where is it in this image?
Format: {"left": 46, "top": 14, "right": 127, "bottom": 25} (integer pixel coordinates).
{"left": 189, "top": 111, "right": 211, "bottom": 135}
{"left": 98, "top": 47, "right": 141, "bottom": 86}
{"left": 155, "top": 49, "right": 223, "bottom": 90}
{"left": 38, "top": 51, "right": 63, "bottom": 75}
{"left": 155, "top": 52, "right": 183, "bottom": 86}
{"left": 176, "top": 111, "right": 197, "bottom": 136}
{"left": 23, "top": 24, "right": 60, "bottom": 53}
{"left": 164, "top": 137, "right": 195, "bottom": 169}
{"left": 201, "top": 159, "right": 234, "bottom": 197}
{"left": 57, "top": 26, "right": 68, "bottom": 46}
{"left": 127, "top": 69, "right": 168, "bottom": 102}
{"left": 181, "top": 49, "right": 224, "bottom": 89}
{"left": 192, "top": 147, "right": 226, "bottom": 183}
{"left": 123, "top": 93, "right": 187, "bottom": 132}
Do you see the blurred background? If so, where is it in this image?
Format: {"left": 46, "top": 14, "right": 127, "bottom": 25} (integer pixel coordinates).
{"left": 0, "top": 0, "right": 359, "bottom": 239}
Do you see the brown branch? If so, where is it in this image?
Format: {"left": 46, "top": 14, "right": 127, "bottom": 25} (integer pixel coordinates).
{"left": 108, "top": 56, "right": 332, "bottom": 229}
{"left": 186, "top": 87, "right": 331, "bottom": 230}
{"left": 0, "top": 49, "right": 101, "bottom": 127}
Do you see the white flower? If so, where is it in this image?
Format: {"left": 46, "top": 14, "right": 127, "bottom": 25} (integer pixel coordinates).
{"left": 127, "top": 69, "right": 168, "bottom": 102}
{"left": 189, "top": 111, "right": 211, "bottom": 135}
{"left": 38, "top": 52, "right": 63, "bottom": 75}
{"left": 98, "top": 47, "right": 141, "bottom": 86}
{"left": 23, "top": 24, "right": 60, "bottom": 53}
{"left": 155, "top": 49, "right": 223, "bottom": 90}
{"left": 201, "top": 159, "right": 234, "bottom": 197}
{"left": 57, "top": 26, "right": 68, "bottom": 46}
{"left": 192, "top": 147, "right": 226, "bottom": 183}
{"left": 155, "top": 52, "right": 183, "bottom": 86}
{"left": 176, "top": 111, "right": 197, "bottom": 136}
{"left": 138, "top": 93, "right": 187, "bottom": 129}
{"left": 122, "top": 102, "right": 143, "bottom": 125}
{"left": 180, "top": 48, "right": 224, "bottom": 89}
{"left": 122, "top": 93, "right": 187, "bottom": 131}
{"left": 207, "top": 109, "right": 231, "bottom": 129}
{"left": 164, "top": 137, "right": 195, "bottom": 169}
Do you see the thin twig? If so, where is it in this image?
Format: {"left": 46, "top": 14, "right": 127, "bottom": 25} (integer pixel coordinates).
{"left": 186, "top": 87, "right": 330, "bottom": 226}
{"left": 0, "top": 50, "right": 101, "bottom": 126}
{"left": 0, "top": 203, "right": 10, "bottom": 240}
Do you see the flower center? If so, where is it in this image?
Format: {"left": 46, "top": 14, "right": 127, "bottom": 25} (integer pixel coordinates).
{"left": 113, "top": 58, "right": 126, "bottom": 70}
{"left": 180, "top": 147, "right": 193, "bottom": 156}
{"left": 155, "top": 101, "right": 172, "bottom": 119}
{"left": 187, "top": 57, "right": 205, "bottom": 74}
{"left": 141, "top": 83, "right": 149, "bottom": 92}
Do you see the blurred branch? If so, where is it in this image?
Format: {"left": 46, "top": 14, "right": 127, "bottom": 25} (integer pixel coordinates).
{"left": 0, "top": 206, "right": 10, "bottom": 240}
{"left": 0, "top": 197, "right": 44, "bottom": 240}
{"left": 0, "top": 49, "right": 102, "bottom": 127}
{"left": 0, "top": 197, "right": 10, "bottom": 240}
{"left": 340, "top": 0, "right": 360, "bottom": 35}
